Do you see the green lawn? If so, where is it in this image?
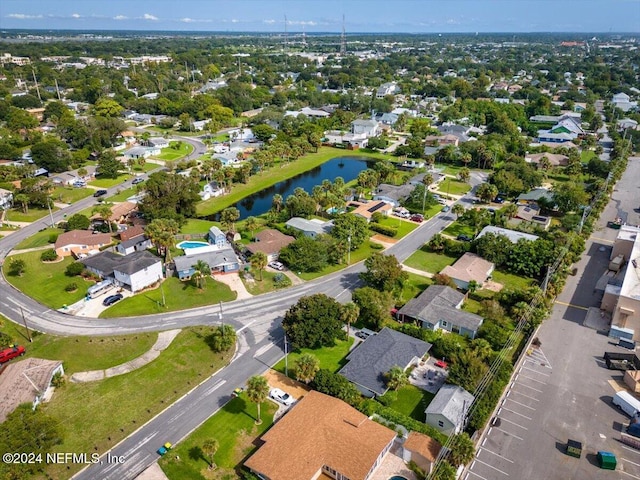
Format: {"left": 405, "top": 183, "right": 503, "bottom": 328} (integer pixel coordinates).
{"left": 376, "top": 216, "right": 419, "bottom": 238}
{"left": 404, "top": 248, "right": 457, "bottom": 274}
{"left": 442, "top": 221, "right": 475, "bottom": 239}
{"left": 272, "top": 337, "right": 354, "bottom": 375}
{"left": 196, "top": 147, "right": 389, "bottom": 216}
{"left": 380, "top": 384, "right": 434, "bottom": 421}
{"left": 398, "top": 272, "right": 432, "bottom": 306}
{"left": 6, "top": 206, "right": 57, "bottom": 223}
{"left": 5, "top": 251, "right": 92, "bottom": 309}
{"left": 50, "top": 186, "right": 94, "bottom": 204}
{"left": 13, "top": 227, "right": 63, "bottom": 250}
{"left": 160, "top": 396, "right": 277, "bottom": 480}
{"left": 180, "top": 218, "right": 215, "bottom": 235}
{"left": 153, "top": 141, "right": 194, "bottom": 161}
{"left": 462, "top": 298, "right": 483, "bottom": 315}
{"left": 241, "top": 269, "right": 292, "bottom": 295}
{"left": 107, "top": 186, "right": 137, "bottom": 202}
{"left": 43, "top": 327, "right": 234, "bottom": 480}
{"left": 581, "top": 150, "right": 597, "bottom": 163}
{"left": 436, "top": 178, "right": 471, "bottom": 196}
{"left": 297, "top": 241, "right": 375, "bottom": 281}
{"left": 99, "top": 276, "right": 237, "bottom": 318}
{"left": 491, "top": 269, "right": 536, "bottom": 291}
{"left": 0, "top": 317, "right": 157, "bottom": 374}
{"left": 89, "top": 173, "right": 131, "bottom": 188}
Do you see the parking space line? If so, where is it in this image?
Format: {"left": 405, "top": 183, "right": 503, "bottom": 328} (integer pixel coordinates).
{"left": 474, "top": 458, "right": 510, "bottom": 476}
{"left": 619, "top": 470, "right": 640, "bottom": 480}
{"left": 499, "top": 406, "right": 533, "bottom": 420}
{"left": 622, "top": 445, "right": 640, "bottom": 455}
{"left": 479, "top": 447, "right": 515, "bottom": 463}
{"left": 505, "top": 398, "right": 536, "bottom": 411}
{"left": 494, "top": 427, "right": 524, "bottom": 441}
{"left": 623, "top": 458, "right": 640, "bottom": 468}
{"left": 497, "top": 416, "right": 528, "bottom": 430}
{"left": 524, "top": 358, "right": 552, "bottom": 370}
{"left": 509, "top": 389, "right": 539, "bottom": 402}
{"left": 517, "top": 374, "right": 547, "bottom": 385}
{"left": 521, "top": 365, "right": 550, "bottom": 376}
{"left": 514, "top": 382, "right": 543, "bottom": 393}
{"left": 466, "top": 468, "right": 489, "bottom": 480}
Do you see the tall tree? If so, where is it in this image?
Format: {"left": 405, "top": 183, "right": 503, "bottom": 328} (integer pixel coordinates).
{"left": 340, "top": 302, "right": 360, "bottom": 336}
{"left": 250, "top": 251, "right": 268, "bottom": 281}
{"left": 246, "top": 375, "right": 269, "bottom": 425}
{"left": 352, "top": 287, "right": 394, "bottom": 330}
{"left": 283, "top": 294, "right": 344, "bottom": 349}
{"left": 452, "top": 203, "right": 465, "bottom": 219}
{"left": 220, "top": 207, "right": 240, "bottom": 233}
{"left": 201, "top": 439, "right": 219, "bottom": 470}
{"left": 330, "top": 214, "right": 369, "bottom": 250}
{"left": 145, "top": 218, "right": 180, "bottom": 262}
{"left": 448, "top": 433, "right": 476, "bottom": 466}
{"left": 360, "top": 253, "right": 408, "bottom": 293}
{"left": 293, "top": 353, "right": 320, "bottom": 384}
{"left": 245, "top": 216, "right": 259, "bottom": 240}
{"left": 92, "top": 204, "right": 114, "bottom": 233}
{"left": 385, "top": 365, "right": 409, "bottom": 391}
{"left": 139, "top": 171, "right": 201, "bottom": 222}
{"left": 191, "top": 259, "right": 210, "bottom": 289}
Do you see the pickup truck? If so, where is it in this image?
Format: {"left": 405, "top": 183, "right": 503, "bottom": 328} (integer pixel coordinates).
{"left": 604, "top": 351, "right": 640, "bottom": 371}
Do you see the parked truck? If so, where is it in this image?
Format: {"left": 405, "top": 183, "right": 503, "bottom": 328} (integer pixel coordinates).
{"left": 604, "top": 351, "right": 640, "bottom": 371}
{"left": 609, "top": 254, "right": 625, "bottom": 273}
{"left": 613, "top": 391, "right": 640, "bottom": 418}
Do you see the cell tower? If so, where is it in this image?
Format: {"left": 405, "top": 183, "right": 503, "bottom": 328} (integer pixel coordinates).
{"left": 340, "top": 14, "right": 346, "bottom": 55}
{"left": 284, "top": 15, "right": 288, "bottom": 54}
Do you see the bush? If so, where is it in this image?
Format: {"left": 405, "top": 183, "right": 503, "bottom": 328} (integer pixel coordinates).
{"left": 370, "top": 242, "right": 385, "bottom": 250}
{"left": 64, "top": 282, "right": 78, "bottom": 292}
{"left": 369, "top": 223, "right": 398, "bottom": 237}
{"left": 376, "top": 391, "right": 397, "bottom": 407}
{"left": 40, "top": 249, "right": 58, "bottom": 262}
{"left": 65, "top": 262, "right": 85, "bottom": 277}
{"left": 51, "top": 372, "right": 65, "bottom": 388}
{"left": 7, "top": 258, "right": 25, "bottom": 276}
{"left": 48, "top": 233, "right": 60, "bottom": 244}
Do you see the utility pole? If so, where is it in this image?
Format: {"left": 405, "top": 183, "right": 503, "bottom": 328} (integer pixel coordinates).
{"left": 20, "top": 307, "right": 32, "bottom": 342}
{"left": 54, "top": 78, "right": 61, "bottom": 100}
{"left": 31, "top": 67, "right": 41, "bottom": 101}
{"left": 47, "top": 197, "right": 55, "bottom": 228}
{"left": 284, "top": 334, "right": 289, "bottom": 377}
{"left": 347, "top": 235, "right": 351, "bottom": 265}
{"left": 218, "top": 300, "right": 223, "bottom": 327}
{"left": 159, "top": 276, "right": 166, "bottom": 307}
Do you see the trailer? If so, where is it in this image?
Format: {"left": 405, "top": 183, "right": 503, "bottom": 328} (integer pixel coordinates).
{"left": 604, "top": 351, "right": 640, "bottom": 371}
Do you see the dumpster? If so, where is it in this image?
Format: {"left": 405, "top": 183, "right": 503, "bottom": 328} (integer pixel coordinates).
{"left": 597, "top": 451, "right": 617, "bottom": 470}
{"left": 566, "top": 439, "right": 582, "bottom": 458}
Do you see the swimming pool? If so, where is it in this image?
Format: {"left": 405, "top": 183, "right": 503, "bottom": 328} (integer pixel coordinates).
{"left": 176, "top": 241, "right": 209, "bottom": 249}
{"left": 388, "top": 476, "right": 408, "bottom": 480}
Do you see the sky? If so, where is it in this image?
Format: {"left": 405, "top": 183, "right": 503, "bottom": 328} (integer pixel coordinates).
{"left": 0, "top": 0, "right": 638, "bottom": 33}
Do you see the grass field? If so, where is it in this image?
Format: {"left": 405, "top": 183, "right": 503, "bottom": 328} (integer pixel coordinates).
{"left": 196, "top": 147, "right": 389, "bottom": 216}
{"left": 241, "top": 269, "right": 292, "bottom": 296}
{"left": 5, "top": 251, "right": 92, "bottom": 308}
{"left": 403, "top": 248, "right": 458, "bottom": 274}
{"left": 6, "top": 206, "right": 57, "bottom": 223}
{"left": 50, "top": 186, "right": 94, "bottom": 204}
{"left": 442, "top": 221, "right": 475, "bottom": 239}
{"left": 107, "top": 186, "right": 137, "bottom": 202}
{"left": 376, "top": 216, "right": 419, "bottom": 238}
{"left": 180, "top": 218, "right": 215, "bottom": 235}
{"left": 272, "top": 337, "right": 354, "bottom": 375}
{"left": 398, "top": 272, "right": 432, "bottom": 305}
{"left": 99, "top": 276, "right": 237, "bottom": 318}
{"left": 13, "top": 227, "right": 63, "bottom": 250}
{"left": 581, "top": 150, "right": 597, "bottom": 163}
{"left": 160, "top": 396, "right": 277, "bottom": 480}
{"left": 153, "top": 141, "right": 194, "bottom": 161}
{"left": 43, "top": 327, "right": 234, "bottom": 479}
{"left": 380, "top": 384, "right": 434, "bottom": 421}
{"left": 0, "top": 317, "right": 157, "bottom": 374}
{"left": 89, "top": 173, "right": 131, "bottom": 188}
{"left": 436, "top": 177, "right": 472, "bottom": 196}
{"left": 491, "top": 269, "right": 536, "bottom": 291}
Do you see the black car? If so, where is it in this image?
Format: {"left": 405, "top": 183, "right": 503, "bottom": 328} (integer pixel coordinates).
{"left": 102, "top": 293, "right": 123, "bottom": 306}
{"left": 93, "top": 189, "right": 108, "bottom": 197}
{"left": 457, "top": 234, "right": 472, "bottom": 242}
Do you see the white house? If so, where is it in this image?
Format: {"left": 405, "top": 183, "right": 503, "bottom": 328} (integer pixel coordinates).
{"left": 0, "top": 188, "right": 13, "bottom": 210}
{"left": 80, "top": 250, "right": 162, "bottom": 292}
{"left": 147, "top": 137, "right": 170, "bottom": 149}
{"left": 123, "top": 146, "right": 160, "bottom": 160}
{"left": 199, "top": 182, "right": 225, "bottom": 200}
{"left": 425, "top": 385, "right": 474, "bottom": 435}
{"left": 351, "top": 119, "right": 380, "bottom": 137}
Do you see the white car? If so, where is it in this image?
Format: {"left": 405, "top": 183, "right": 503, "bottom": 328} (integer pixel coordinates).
{"left": 268, "top": 261, "right": 284, "bottom": 271}
{"left": 269, "top": 388, "right": 296, "bottom": 406}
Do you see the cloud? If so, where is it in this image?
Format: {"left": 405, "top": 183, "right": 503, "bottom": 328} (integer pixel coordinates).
{"left": 263, "top": 19, "right": 277, "bottom": 24}
{"left": 7, "top": 13, "right": 43, "bottom": 20}
{"left": 179, "top": 17, "right": 211, "bottom": 23}
{"left": 289, "top": 20, "right": 318, "bottom": 26}
{"left": 71, "top": 13, "right": 81, "bottom": 19}
{"left": 143, "top": 13, "right": 158, "bottom": 21}
{"left": 114, "top": 15, "right": 128, "bottom": 21}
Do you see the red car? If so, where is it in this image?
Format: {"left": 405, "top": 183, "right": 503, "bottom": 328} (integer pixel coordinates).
{"left": 434, "top": 359, "right": 448, "bottom": 369}
{"left": 0, "top": 345, "right": 25, "bottom": 364}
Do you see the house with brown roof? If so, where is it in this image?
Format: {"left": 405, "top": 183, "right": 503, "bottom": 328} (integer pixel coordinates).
{"left": 245, "top": 229, "right": 295, "bottom": 262}
{"left": 0, "top": 358, "right": 64, "bottom": 422}
{"left": 524, "top": 152, "right": 569, "bottom": 167}
{"left": 244, "top": 390, "right": 396, "bottom": 480}
{"left": 54, "top": 230, "right": 112, "bottom": 257}
{"left": 351, "top": 201, "right": 392, "bottom": 222}
{"left": 119, "top": 225, "right": 145, "bottom": 242}
{"left": 440, "top": 252, "right": 494, "bottom": 290}
{"left": 402, "top": 431, "right": 442, "bottom": 475}
{"left": 91, "top": 202, "right": 138, "bottom": 225}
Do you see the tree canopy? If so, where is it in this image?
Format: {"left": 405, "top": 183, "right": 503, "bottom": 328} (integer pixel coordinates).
{"left": 282, "top": 294, "right": 344, "bottom": 349}
{"left": 139, "top": 171, "right": 201, "bottom": 222}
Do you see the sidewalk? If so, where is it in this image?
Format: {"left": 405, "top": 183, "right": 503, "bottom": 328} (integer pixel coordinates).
{"left": 401, "top": 264, "right": 433, "bottom": 278}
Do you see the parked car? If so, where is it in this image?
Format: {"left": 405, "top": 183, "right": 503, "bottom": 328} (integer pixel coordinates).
{"left": 132, "top": 177, "right": 144, "bottom": 185}
{"left": 355, "top": 330, "right": 371, "bottom": 340}
{"left": 457, "top": 234, "right": 472, "bottom": 242}
{"left": 102, "top": 293, "right": 123, "bottom": 306}
{"left": 410, "top": 214, "right": 424, "bottom": 223}
{"left": 93, "top": 189, "right": 108, "bottom": 197}
{"left": 441, "top": 205, "right": 450, "bottom": 212}
{"left": 268, "top": 261, "right": 284, "bottom": 271}
{"left": 269, "top": 388, "right": 296, "bottom": 406}
{"left": 434, "top": 359, "right": 448, "bottom": 369}
{"left": 157, "top": 442, "right": 172, "bottom": 456}
{"left": 493, "top": 197, "right": 505, "bottom": 204}
{"left": 0, "top": 345, "right": 26, "bottom": 364}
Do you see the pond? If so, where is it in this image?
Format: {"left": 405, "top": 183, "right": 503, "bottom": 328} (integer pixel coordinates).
{"left": 206, "top": 156, "right": 371, "bottom": 220}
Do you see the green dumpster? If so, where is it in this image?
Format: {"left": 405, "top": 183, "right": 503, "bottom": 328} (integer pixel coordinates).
{"left": 597, "top": 451, "right": 617, "bottom": 470}
{"left": 566, "top": 439, "right": 582, "bottom": 458}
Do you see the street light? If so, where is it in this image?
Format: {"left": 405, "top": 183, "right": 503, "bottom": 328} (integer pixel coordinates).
{"left": 347, "top": 235, "right": 351, "bottom": 265}
{"left": 47, "top": 197, "right": 55, "bottom": 228}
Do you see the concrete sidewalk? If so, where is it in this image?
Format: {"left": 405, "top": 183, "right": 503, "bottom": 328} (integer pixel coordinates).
{"left": 70, "top": 329, "right": 181, "bottom": 382}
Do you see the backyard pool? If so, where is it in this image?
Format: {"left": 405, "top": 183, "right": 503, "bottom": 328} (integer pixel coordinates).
{"left": 388, "top": 477, "right": 408, "bottom": 480}
{"left": 176, "top": 241, "right": 209, "bottom": 250}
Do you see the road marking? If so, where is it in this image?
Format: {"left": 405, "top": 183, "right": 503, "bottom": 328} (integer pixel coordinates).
{"left": 517, "top": 374, "right": 547, "bottom": 385}
{"left": 619, "top": 470, "right": 640, "bottom": 480}
{"left": 554, "top": 300, "right": 588, "bottom": 310}
{"left": 493, "top": 427, "right": 523, "bottom": 441}
{"left": 623, "top": 458, "right": 640, "bottom": 468}
{"left": 622, "top": 445, "right": 640, "bottom": 455}
{"left": 203, "top": 379, "right": 226, "bottom": 396}
{"left": 254, "top": 344, "right": 274, "bottom": 357}
{"left": 505, "top": 398, "right": 536, "bottom": 411}
{"left": 466, "top": 470, "right": 488, "bottom": 480}
{"left": 521, "top": 365, "right": 550, "bottom": 376}
{"left": 514, "top": 381, "right": 543, "bottom": 393}
{"left": 480, "top": 447, "right": 514, "bottom": 463}
{"left": 509, "top": 389, "right": 540, "bottom": 402}
{"left": 237, "top": 318, "right": 258, "bottom": 333}
{"left": 473, "top": 458, "right": 510, "bottom": 475}
{"left": 497, "top": 416, "right": 528, "bottom": 430}
{"left": 500, "top": 406, "right": 533, "bottom": 420}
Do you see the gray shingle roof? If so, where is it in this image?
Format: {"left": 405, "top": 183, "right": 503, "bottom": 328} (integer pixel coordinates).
{"left": 397, "top": 285, "right": 483, "bottom": 332}
{"left": 476, "top": 226, "right": 539, "bottom": 244}
{"left": 80, "top": 250, "right": 160, "bottom": 277}
{"left": 338, "top": 328, "right": 431, "bottom": 396}
{"left": 425, "top": 384, "right": 474, "bottom": 426}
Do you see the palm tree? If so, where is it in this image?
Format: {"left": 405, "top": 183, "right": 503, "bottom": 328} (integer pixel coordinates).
{"left": 271, "top": 193, "right": 283, "bottom": 214}
{"left": 458, "top": 167, "right": 471, "bottom": 183}
{"left": 201, "top": 439, "right": 219, "bottom": 470}
{"left": 92, "top": 204, "right": 113, "bottom": 233}
{"left": 452, "top": 203, "right": 465, "bottom": 219}
{"left": 14, "top": 193, "right": 29, "bottom": 214}
{"left": 145, "top": 218, "right": 180, "bottom": 263}
{"left": 293, "top": 353, "right": 320, "bottom": 384}
{"left": 250, "top": 252, "right": 268, "bottom": 281}
{"left": 340, "top": 302, "right": 360, "bottom": 336}
{"left": 448, "top": 432, "right": 476, "bottom": 466}
{"left": 385, "top": 365, "right": 408, "bottom": 391}
{"left": 503, "top": 203, "right": 518, "bottom": 219}
{"left": 422, "top": 172, "right": 434, "bottom": 188}
{"left": 191, "top": 260, "right": 210, "bottom": 289}
{"left": 220, "top": 207, "right": 240, "bottom": 233}
{"left": 245, "top": 216, "right": 259, "bottom": 240}
{"left": 246, "top": 375, "right": 269, "bottom": 425}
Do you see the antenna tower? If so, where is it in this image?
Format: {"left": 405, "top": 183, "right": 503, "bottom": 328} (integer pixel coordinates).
{"left": 340, "top": 14, "right": 346, "bottom": 55}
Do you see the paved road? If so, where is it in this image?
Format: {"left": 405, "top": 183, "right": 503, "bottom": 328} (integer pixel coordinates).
{"left": 465, "top": 156, "right": 640, "bottom": 480}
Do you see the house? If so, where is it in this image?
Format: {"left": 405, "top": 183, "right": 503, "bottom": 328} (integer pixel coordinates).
{"left": 612, "top": 92, "right": 638, "bottom": 112}
{"left": 476, "top": 225, "right": 540, "bottom": 244}
{"left": 146, "top": 137, "right": 169, "bottom": 149}
{"left": 424, "top": 134, "right": 459, "bottom": 147}
{"left": 351, "top": 119, "right": 380, "bottom": 138}
{"left": 396, "top": 285, "right": 484, "bottom": 339}
{"left": 285, "top": 217, "right": 333, "bottom": 238}
{"left": 537, "top": 114, "right": 584, "bottom": 143}
{"left": 0, "top": 188, "right": 13, "bottom": 209}
{"left": 122, "top": 146, "right": 159, "bottom": 160}
{"left": 376, "top": 82, "right": 399, "bottom": 98}
{"left": 244, "top": 391, "right": 396, "bottom": 480}
{"left": 436, "top": 123, "right": 473, "bottom": 143}
{"left": 373, "top": 183, "right": 415, "bottom": 207}
{"left": 514, "top": 205, "right": 551, "bottom": 230}
{"left": 199, "top": 181, "right": 224, "bottom": 201}
{"left": 524, "top": 152, "right": 569, "bottom": 167}
{"left": 338, "top": 327, "right": 431, "bottom": 397}
{"left": 116, "top": 234, "right": 151, "bottom": 256}
{"left": 440, "top": 252, "right": 495, "bottom": 290}
{"left": 119, "top": 225, "right": 145, "bottom": 242}
{"left": 425, "top": 384, "right": 474, "bottom": 435}
{"left": 54, "top": 230, "right": 112, "bottom": 257}
{"left": 351, "top": 201, "right": 393, "bottom": 222}
{"left": 92, "top": 202, "right": 138, "bottom": 225}
{"left": 208, "top": 226, "right": 227, "bottom": 248}
{"left": 516, "top": 188, "right": 554, "bottom": 206}
{"left": 285, "top": 106, "right": 331, "bottom": 118}
{"left": 402, "top": 431, "right": 443, "bottom": 476}
{"left": 245, "top": 229, "right": 295, "bottom": 262}
{"left": 618, "top": 118, "right": 639, "bottom": 131}
{"left": 80, "top": 250, "right": 163, "bottom": 292}
{"left": 173, "top": 248, "right": 241, "bottom": 279}
{"left": 0, "top": 358, "right": 64, "bottom": 422}
{"left": 374, "top": 112, "right": 399, "bottom": 126}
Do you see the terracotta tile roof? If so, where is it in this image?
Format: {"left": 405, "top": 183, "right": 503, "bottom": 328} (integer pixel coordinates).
{"left": 404, "top": 431, "right": 442, "bottom": 463}
{"left": 440, "top": 252, "right": 494, "bottom": 284}
{"left": 120, "top": 225, "right": 145, "bottom": 241}
{"left": 54, "top": 230, "right": 112, "bottom": 249}
{"left": 244, "top": 391, "right": 396, "bottom": 480}
{"left": 245, "top": 229, "right": 294, "bottom": 256}
{"left": 108, "top": 202, "right": 137, "bottom": 221}
{"left": 351, "top": 201, "right": 392, "bottom": 220}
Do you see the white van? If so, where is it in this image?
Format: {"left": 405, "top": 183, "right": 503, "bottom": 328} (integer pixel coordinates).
{"left": 613, "top": 391, "right": 640, "bottom": 418}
